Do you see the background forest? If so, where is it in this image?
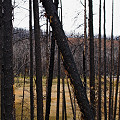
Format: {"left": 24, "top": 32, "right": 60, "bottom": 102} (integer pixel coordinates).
{"left": 0, "top": 0, "right": 120, "bottom": 120}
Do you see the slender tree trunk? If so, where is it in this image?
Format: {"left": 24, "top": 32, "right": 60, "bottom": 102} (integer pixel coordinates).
{"left": 97, "top": 0, "right": 101, "bottom": 119}
{"left": 3, "top": 0, "right": 14, "bottom": 119}
{"left": 0, "top": 0, "right": 3, "bottom": 119}
{"left": 104, "top": 0, "right": 107, "bottom": 119}
{"left": 62, "top": 78, "right": 67, "bottom": 120}
{"left": 21, "top": 70, "right": 26, "bottom": 120}
{"left": 83, "top": 0, "right": 87, "bottom": 93}
{"left": 119, "top": 88, "right": 120, "bottom": 120}
{"left": 113, "top": 39, "right": 120, "bottom": 120}
{"left": 109, "top": 1, "right": 114, "bottom": 119}
{"left": 46, "top": 18, "right": 49, "bottom": 97}
{"left": 29, "top": 0, "right": 34, "bottom": 119}
{"left": 66, "top": 78, "right": 76, "bottom": 120}
{"left": 41, "top": 0, "right": 94, "bottom": 119}
{"left": 88, "top": 0, "right": 95, "bottom": 118}
{"left": 33, "top": 0, "right": 43, "bottom": 119}
{"left": 45, "top": 35, "right": 55, "bottom": 120}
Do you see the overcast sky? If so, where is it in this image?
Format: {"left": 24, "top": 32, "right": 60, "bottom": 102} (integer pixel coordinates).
{"left": 13, "top": 0, "right": 120, "bottom": 37}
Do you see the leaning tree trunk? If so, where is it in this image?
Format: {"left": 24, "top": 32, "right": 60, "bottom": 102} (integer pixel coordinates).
{"left": 104, "top": 0, "right": 107, "bottom": 119}
{"left": 3, "top": 0, "right": 14, "bottom": 119}
{"left": 41, "top": 0, "right": 94, "bottom": 119}
{"left": 88, "top": 0, "right": 95, "bottom": 118}
{"left": 97, "top": 0, "right": 101, "bottom": 119}
{"left": 33, "top": 0, "right": 43, "bottom": 119}
{"left": 29, "top": 0, "right": 34, "bottom": 119}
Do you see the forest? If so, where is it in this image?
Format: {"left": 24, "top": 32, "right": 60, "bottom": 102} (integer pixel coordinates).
{"left": 0, "top": 0, "right": 120, "bottom": 120}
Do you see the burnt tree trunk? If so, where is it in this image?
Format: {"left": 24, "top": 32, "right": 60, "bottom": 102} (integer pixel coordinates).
{"left": 45, "top": 35, "right": 55, "bottom": 120}
{"left": 109, "top": 1, "right": 114, "bottom": 119}
{"left": 113, "top": 39, "right": 120, "bottom": 120}
{"left": 33, "top": 0, "right": 43, "bottom": 119}
{"left": 97, "top": 0, "right": 101, "bottom": 119}
{"left": 41, "top": 0, "right": 94, "bottom": 119}
{"left": 88, "top": 0, "right": 95, "bottom": 118}
{"left": 29, "top": 0, "right": 34, "bottom": 119}
{"left": 3, "top": 0, "right": 14, "bottom": 119}
{"left": 104, "top": 0, "right": 107, "bottom": 119}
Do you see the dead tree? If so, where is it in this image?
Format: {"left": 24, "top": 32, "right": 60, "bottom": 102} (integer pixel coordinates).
{"left": 0, "top": 0, "right": 3, "bottom": 119}
{"left": 3, "top": 0, "right": 14, "bottom": 119}
{"left": 97, "top": 0, "right": 101, "bottom": 119}
{"left": 109, "top": 0, "right": 114, "bottom": 119}
{"left": 113, "top": 39, "right": 120, "bottom": 120}
{"left": 33, "top": 0, "right": 43, "bottom": 119}
{"left": 29, "top": 0, "right": 34, "bottom": 119}
{"left": 83, "top": 0, "right": 87, "bottom": 93}
{"left": 104, "top": 0, "right": 107, "bottom": 119}
{"left": 41, "top": 0, "right": 94, "bottom": 119}
{"left": 45, "top": 34, "right": 55, "bottom": 120}
{"left": 88, "top": 0, "right": 95, "bottom": 118}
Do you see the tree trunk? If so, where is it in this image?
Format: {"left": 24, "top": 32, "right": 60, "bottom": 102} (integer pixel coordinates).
{"left": 83, "top": 0, "right": 87, "bottom": 93}
{"left": 45, "top": 35, "right": 55, "bottom": 120}
{"left": 0, "top": 0, "right": 3, "bottom": 119}
{"left": 97, "top": 0, "right": 101, "bottom": 119}
{"left": 41, "top": 0, "right": 94, "bottom": 119}
{"left": 33, "top": 0, "right": 43, "bottom": 119}
{"left": 29, "top": 0, "right": 34, "bottom": 119}
{"left": 109, "top": 1, "right": 114, "bottom": 119}
{"left": 113, "top": 39, "right": 120, "bottom": 120}
{"left": 3, "top": 0, "right": 14, "bottom": 119}
{"left": 88, "top": 0, "right": 95, "bottom": 118}
{"left": 104, "top": 0, "right": 107, "bottom": 119}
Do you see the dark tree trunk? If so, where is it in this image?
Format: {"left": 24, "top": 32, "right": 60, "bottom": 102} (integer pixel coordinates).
{"left": 104, "top": 0, "right": 107, "bottom": 119}
{"left": 33, "top": 0, "right": 43, "bottom": 119}
{"left": 88, "top": 0, "right": 95, "bottom": 118}
{"left": 67, "top": 78, "right": 76, "bottom": 120}
{"left": 83, "top": 0, "right": 87, "bottom": 93}
{"left": 62, "top": 78, "right": 67, "bottom": 120}
{"left": 45, "top": 35, "right": 55, "bottom": 120}
{"left": 109, "top": 1, "right": 114, "bottom": 119}
{"left": 3, "top": 0, "right": 14, "bottom": 119}
{"left": 29, "top": 0, "right": 34, "bottom": 119}
{"left": 97, "top": 0, "right": 101, "bottom": 119}
{"left": 41, "top": 0, "right": 94, "bottom": 119}
{"left": 21, "top": 70, "right": 26, "bottom": 120}
{"left": 0, "top": 0, "right": 3, "bottom": 119}
{"left": 55, "top": 1, "right": 60, "bottom": 120}
{"left": 113, "top": 39, "right": 120, "bottom": 120}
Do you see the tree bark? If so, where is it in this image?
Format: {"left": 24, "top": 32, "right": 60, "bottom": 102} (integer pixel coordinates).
{"left": 97, "top": 0, "right": 101, "bottom": 119}
{"left": 88, "top": 0, "right": 95, "bottom": 118}
{"left": 41, "top": 0, "right": 94, "bottom": 119}
{"left": 104, "top": 0, "right": 107, "bottom": 119}
{"left": 109, "top": 1, "right": 114, "bottom": 119}
{"left": 3, "top": 0, "right": 14, "bottom": 119}
{"left": 29, "top": 0, "right": 34, "bottom": 119}
{"left": 113, "top": 39, "right": 120, "bottom": 120}
{"left": 45, "top": 35, "right": 55, "bottom": 120}
{"left": 33, "top": 0, "right": 43, "bottom": 119}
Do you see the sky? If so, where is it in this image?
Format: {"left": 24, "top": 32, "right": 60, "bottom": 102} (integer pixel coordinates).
{"left": 13, "top": 0, "right": 120, "bottom": 37}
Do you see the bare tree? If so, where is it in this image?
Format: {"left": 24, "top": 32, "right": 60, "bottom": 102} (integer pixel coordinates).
{"left": 33, "top": 0, "right": 43, "bottom": 119}
{"left": 109, "top": 0, "right": 114, "bottom": 119}
{"left": 88, "top": 0, "right": 95, "bottom": 118}
{"left": 104, "top": 0, "right": 107, "bottom": 119}
{"left": 41, "top": 0, "right": 94, "bottom": 119}
{"left": 29, "top": 0, "right": 34, "bottom": 119}
{"left": 113, "top": 38, "right": 120, "bottom": 120}
{"left": 97, "top": 0, "right": 101, "bottom": 119}
{"left": 3, "top": 0, "right": 14, "bottom": 119}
